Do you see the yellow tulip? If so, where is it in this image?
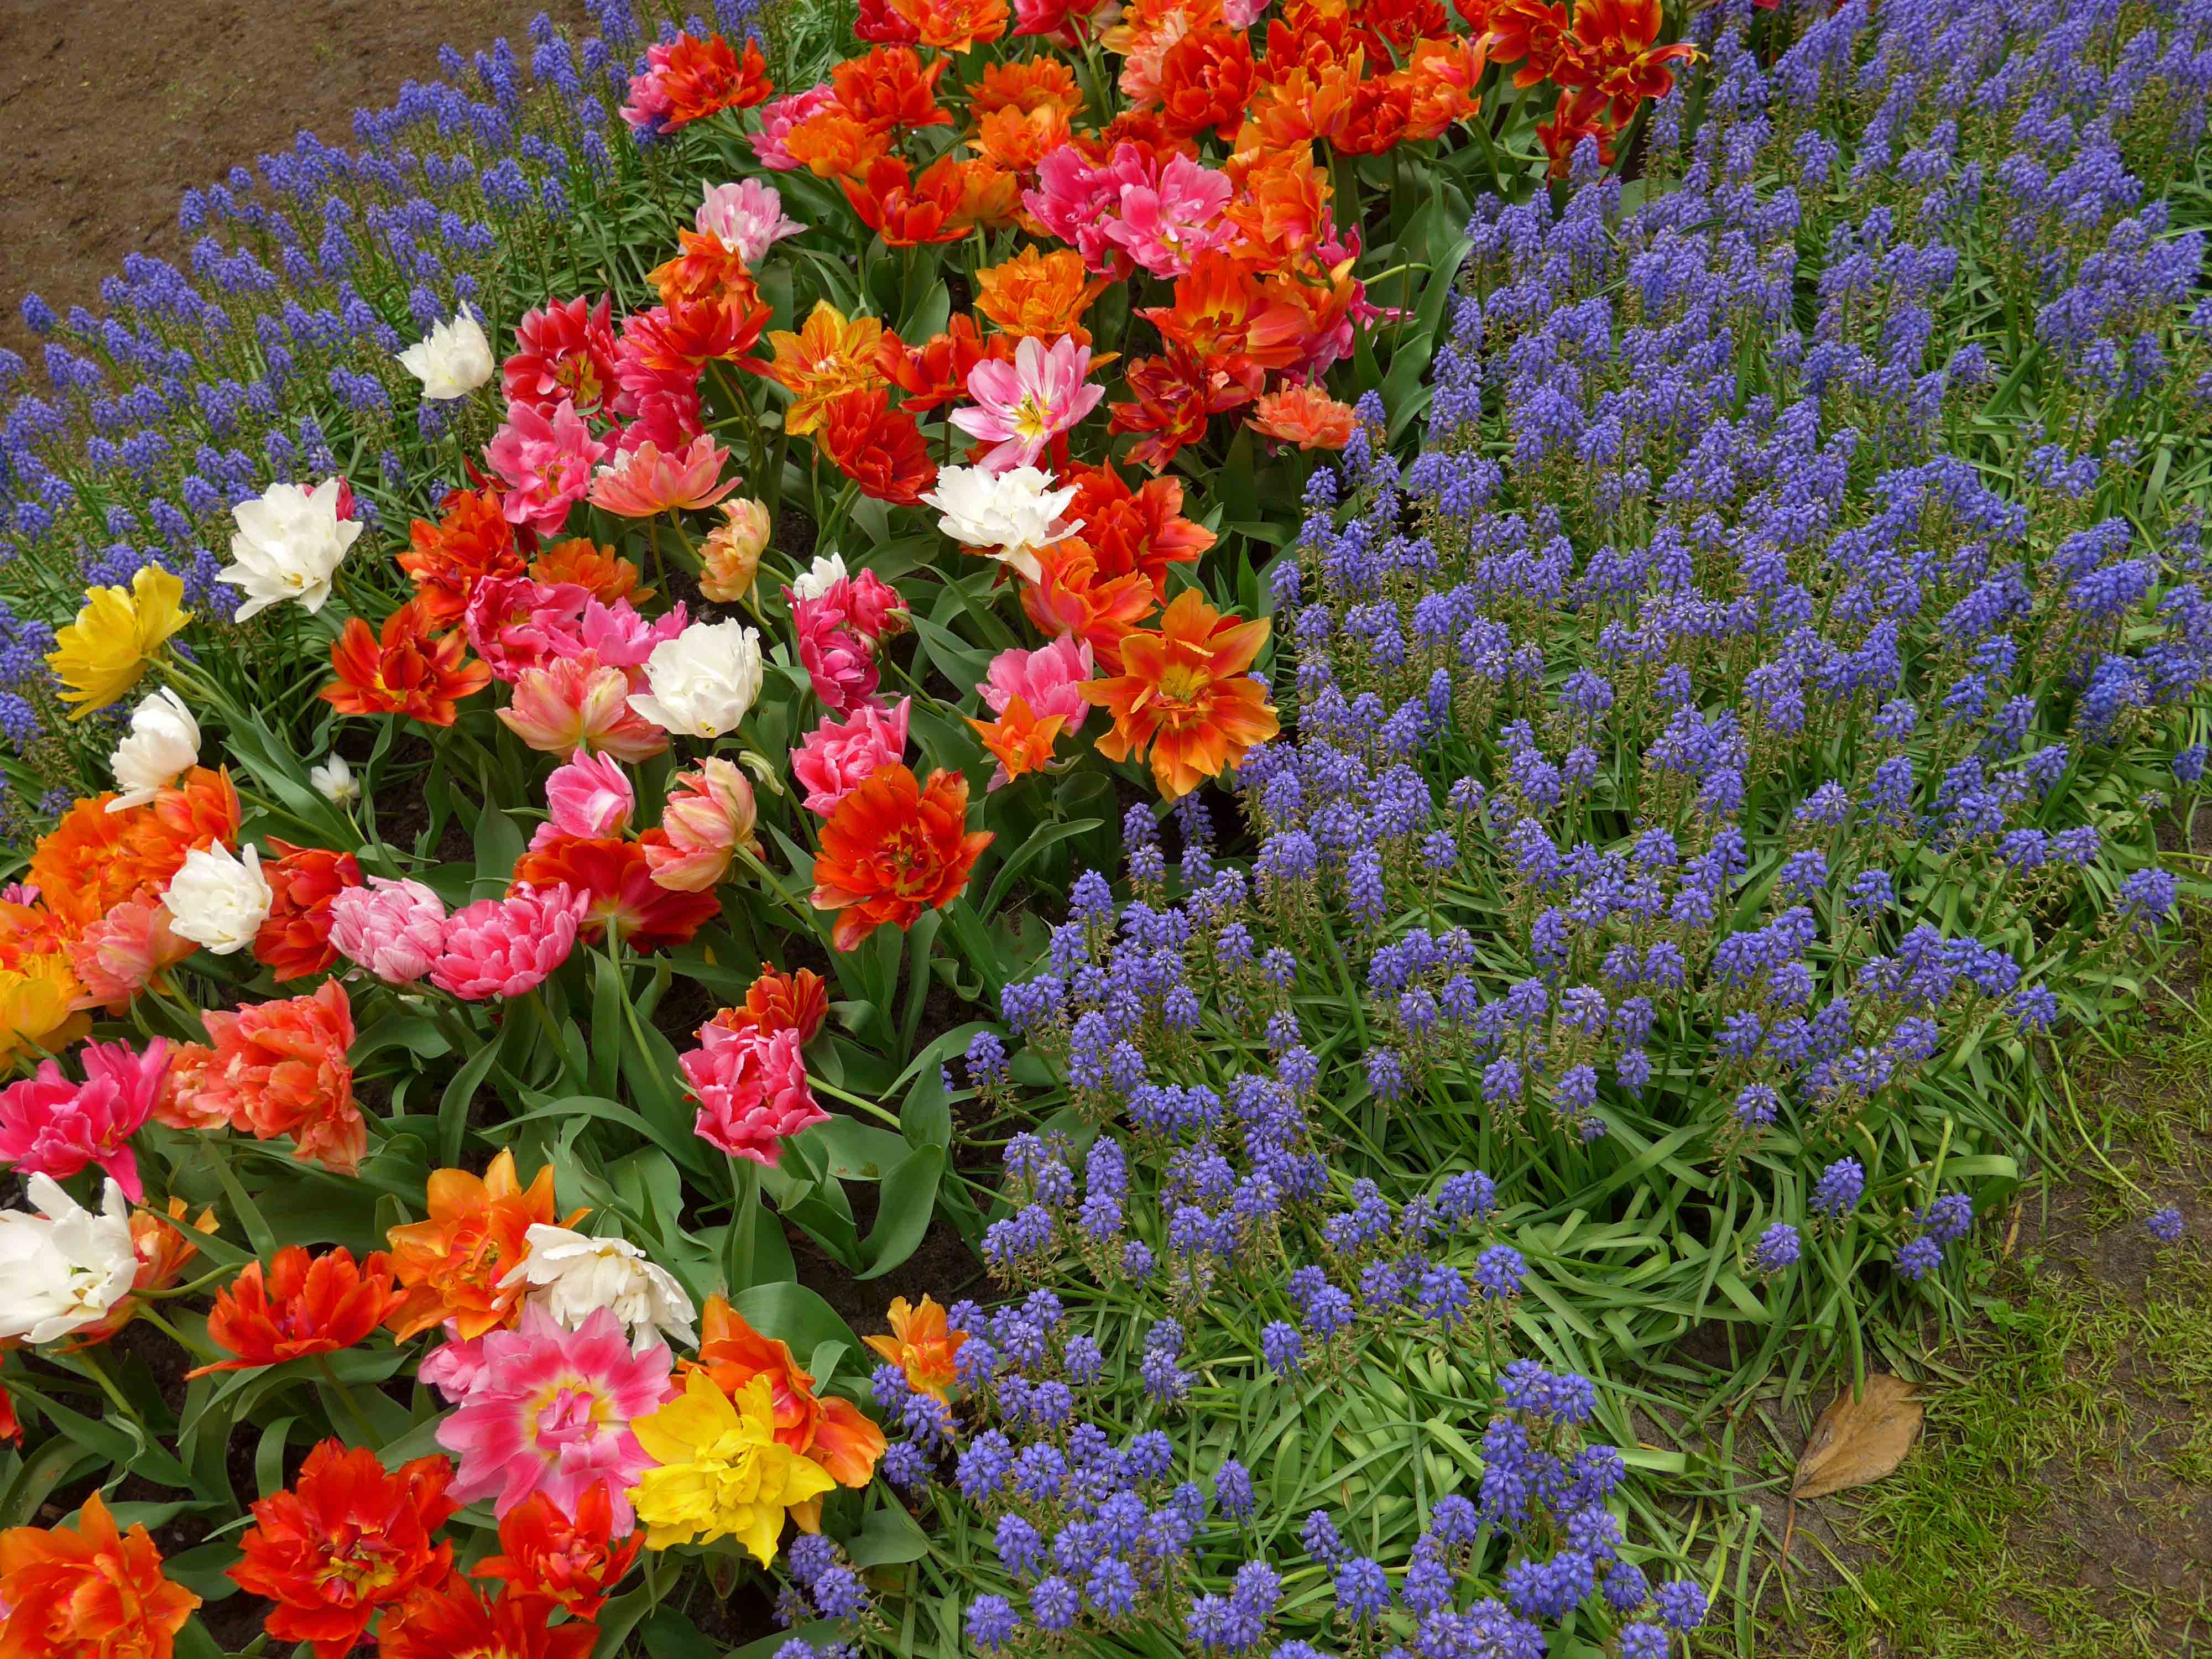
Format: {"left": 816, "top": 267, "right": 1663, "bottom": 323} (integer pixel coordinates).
{"left": 0, "top": 952, "right": 92, "bottom": 1065}
{"left": 46, "top": 566, "right": 190, "bottom": 719}
{"left": 631, "top": 1370, "right": 837, "bottom": 1562}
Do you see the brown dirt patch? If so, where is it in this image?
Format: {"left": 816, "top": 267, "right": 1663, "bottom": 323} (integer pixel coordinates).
{"left": 0, "top": 0, "right": 577, "bottom": 358}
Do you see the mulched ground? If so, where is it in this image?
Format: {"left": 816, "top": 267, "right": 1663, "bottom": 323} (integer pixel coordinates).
{"left": 0, "top": 0, "right": 574, "bottom": 359}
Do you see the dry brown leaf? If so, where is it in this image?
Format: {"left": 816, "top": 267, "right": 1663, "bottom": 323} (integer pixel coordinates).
{"left": 1791, "top": 1373, "right": 1924, "bottom": 1500}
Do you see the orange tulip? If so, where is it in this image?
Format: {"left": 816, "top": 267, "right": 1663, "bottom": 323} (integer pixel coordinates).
{"left": 384, "top": 1150, "right": 578, "bottom": 1341}
{"left": 971, "top": 56, "right": 1086, "bottom": 119}
{"left": 398, "top": 486, "right": 528, "bottom": 626}
{"left": 969, "top": 696, "right": 1068, "bottom": 789}
{"left": 816, "top": 387, "right": 940, "bottom": 506}
{"left": 1083, "top": 588, "right": 1281, "bottom": 799}
{"left": 0, "top": 1494, "right": 199, "bottom": 1659}
{"left": 323, "top": 600, "right": 493, "bottom": 727}
{"left": 1250, "top": 382, "right": 1360, "bottom": 450}
{"left": 810, "top": 766, "right": 993, "bottom": 952}
{"left": 886, "top": 0, "right": 1009, "bottom": 51}
{"left": 193, "top": 1246, "right": 402, "bottom": 1376}
{"left": 762, "top": 303, "right": 890, "bottom": 436}
{"left": 974, "top": 246, "right": 1112, "bottom": 343}
{"left": 863, "top": 1295, "right": 968, "bottom": 1401}
{"left": 782, "top": 108, "right": 894, "bottom": 179}
{"left": 529, "top": 539, "right": 650, "bottom": 606}
{"left": 831, "top": 46, "right": 953, "bottom": 130}
{"left": 1019, "top": 536, "right": 1159, "bottom": 670}
{"left": 838, "top": 155, "right": 969, "bottom": 246}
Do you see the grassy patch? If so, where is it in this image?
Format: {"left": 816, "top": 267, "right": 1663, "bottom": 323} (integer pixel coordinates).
{"left": 1751, "top": 912, "right": 2212, "bottom": 1657}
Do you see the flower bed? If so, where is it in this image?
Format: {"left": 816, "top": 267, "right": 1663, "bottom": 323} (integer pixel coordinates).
{"left": 1, "top": 0, "right": 2209, "bottom": 1655}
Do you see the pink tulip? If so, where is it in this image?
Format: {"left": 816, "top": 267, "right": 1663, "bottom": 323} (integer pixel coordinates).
{"left": 586, "top": 435, "right": 738, "bottom": 519}
{"left": 682, "top": 1024, "right": 826, "bottom": 1166}
{"left": 841, "top": 570, "right": 909, "bottom": 646}
{"left": 620, "top": 40, "right": 680, "bottom": 132}
{"left": 982, "top": 637, "right": 1094, "bottom": 731}
{"left": 69, "top": 898, "right": 195, "bottom": 1015}
{"left": 544, "top": 749, "right": 635, "bottom": 842}
{"left": 646, "top": 759, "right": 761, "bottom": 892}
{"left": 951, "top": 335, "right": 1105, "bottom": 473}
{"left": 1100, "top": 155, "right": 1237, "bottom": 278}
{"left": 328, "top": 877, "right": 449, "bottom": 985}
{"left": 436, "top": 1305, "right": 671, "bottom": 1532}
{"left": 486, "top": 399, "right": 609, "bottom": 534}
{"left": 794, "top": 698, "right": 910, "bottom": 816}
{"left": 497, "top": 653, "right": 671, "bottom": 763}
{"left": 611, "top": 385, "right": 705, "bottom": 457}
{"left": 1023, "top": 143, "right": 1157, "bottom": 275}
{"left": 750, "top": 84, "right": 837, "bottom": 170}
{"left": 420, "top": 1319, "right": 491, "bottom": 1403}
{"left": 0, "top": 1037, "right": 169, "bottom": 1202}
{"left": 792, "top": 595, "right": 880, "bottom": 715}
{"left": 697, "top": 179, "right": 807, "bottom": 265}
{"left": 465, "top": 577, "right": 686, "bottom": 683}
{"left": 431, "top": 884, "right": 589, "bottom": 1001}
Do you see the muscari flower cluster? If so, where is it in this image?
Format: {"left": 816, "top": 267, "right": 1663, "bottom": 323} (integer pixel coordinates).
{"left": 872, "top": 1263, "right": 1708, "bottom": 1659}
{"left": 983, "top": 0, "right": 2208, "bottom": 1326}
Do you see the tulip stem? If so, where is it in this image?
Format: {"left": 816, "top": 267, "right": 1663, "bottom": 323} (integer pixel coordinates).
{"left": 313, "top": 1353, "right": 384, "bottom": 1447}
{"left": 133, "top": 1305, "right": 221, "bottom": 1364}
{"left": 727, "top": 1157, "right": 760, "bottom": 1292}
{"left": 70, "top": 1349, "right": 144, "bottom": 1427}
{"left": 806, "top": 1076, "right": 905, "bottom": 1130}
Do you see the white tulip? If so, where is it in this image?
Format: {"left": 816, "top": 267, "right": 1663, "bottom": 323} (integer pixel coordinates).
{"left": 165, "top": 842, "right": 272, "bottom": 955}
{"left": 0, "top": 1177, "right": 139, "bottom": 1346}
{"left": 789, "top": 552, "right": 848, "bottom": 602}
{"left": 106, "top": 687, "right": 200, "bottom": 811}
{"left": 498, "top": 1223, "right": 698, "bottom": 1351}
{"left": 311, "top": 754, "right": 359, "bottom": 806}
{"left": 920, "top": 464, "right": 1081, "bottom": 583}
{"left": 628, "top": 618, "right": 765, "bottom": 740}
{"left": 397, "top": 302, "right": 495, "bottom": 400}
{"left": 218, "top": 478, "right": 362, "bottom": 620}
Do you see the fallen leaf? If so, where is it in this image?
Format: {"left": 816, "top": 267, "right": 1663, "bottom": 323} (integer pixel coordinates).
{"left": 1791, "top": 1373, "right": 1924, "bottom": 1500}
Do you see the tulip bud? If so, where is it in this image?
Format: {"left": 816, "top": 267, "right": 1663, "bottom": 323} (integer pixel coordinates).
{"left": 701, "top": 497, "right": 771, "bottom": 602}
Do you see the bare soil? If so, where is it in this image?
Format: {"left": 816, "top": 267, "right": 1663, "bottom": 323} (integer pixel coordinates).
{"left": 0, "top": 0, "right": 575, "bottom": 359}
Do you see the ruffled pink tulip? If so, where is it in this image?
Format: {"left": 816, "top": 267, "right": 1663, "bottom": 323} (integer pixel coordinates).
{"left": 681, "top": 1024, "right": 826, "bottom": 1166}
{"left": 497, "top": 652, "right": 671, "bottom": 763}
{"left": 646, "top": 759, "right": 761, "bottom": 892}
{"left": 465, "top": 577, "right": 686, "bottom": 682}
{"left": 841, "top": 570, "right": 909, "bottom": 646}
{"left": 1024, "top": 142, "right": 1157, "bottom": 275}
{"left": 543, "top": 749, "right": 635, "bottom": 842}
{"left": 328, "top": 877, "right": 449, "bottom": 985}
{"left": 486, "top": 399, "right": 610, "bottom": 535}
{"left": 620, "top": 40, "right": 680, "bottom": 131}
{"left": 436, "top": 1305, "right": 671, "bottom": 1531}
{"left": 69, "top": 898, "right": 195, "bottom": 1014}
{"left": 792, "top": 595, "right": 879, "bottom": 716}
{"left": 1100, "top": 154, "right": 1237, "bottom": 278}
{"left": 431, "top": 884, "right": 589, "bottom": 1000}
{"left": 586, "top": 435, "right": 738, "bottom": 519}
{"left": 794, "top": 698, "right": 910, "bottom": 816}
{"left": 749, "top": 84, "right": 837, "bottom": 170}
{"left": 0, "top": 1037, "right": 169, "bottom": 1202}
{"left": 420, "top": 1318, "right": 491, "bottom": 1402}
{"left": 612, "top": 385, "right": 706, "bottom": 456}
{"left": 982, "top": 636, "right": 1094, "bottom": 730}
{"left": 697, "top": 179, "right": 807, "bottom": 265}
{"left": 951, "top": 335, "right": 1106, "bottom": 473}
